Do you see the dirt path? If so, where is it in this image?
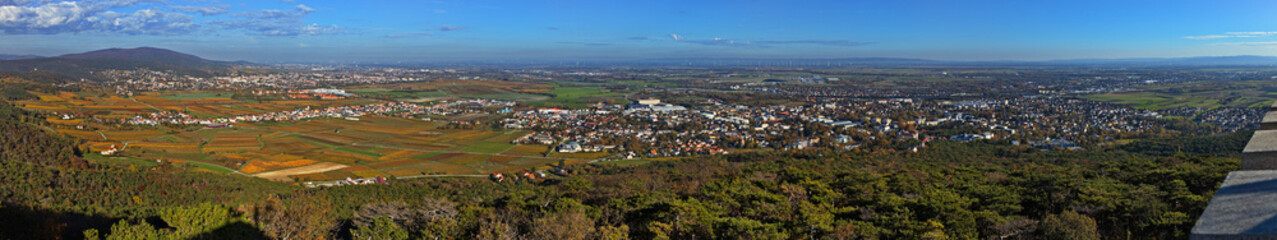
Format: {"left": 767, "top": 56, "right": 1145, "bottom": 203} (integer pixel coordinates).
{"left": 252, "top": 162, "right": 348, "bottom": 182}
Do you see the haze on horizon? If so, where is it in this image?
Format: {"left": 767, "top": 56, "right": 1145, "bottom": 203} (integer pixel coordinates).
{"left": 1, "top": 0, "right": 1275, "bottom": 63}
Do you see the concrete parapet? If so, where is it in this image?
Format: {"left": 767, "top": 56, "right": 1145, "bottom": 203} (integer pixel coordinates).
{"left": 1263, "top": 112, "right": 1277, "bottom": 131}
{"left": 1243, "top": 131, "right": 1277, "bottom": 170}
{"left": 1194, "top": 103, "right": 1277, "bottom": 239}
{"left": 1192, "top": 170, "right": 1277, "bottom": 239}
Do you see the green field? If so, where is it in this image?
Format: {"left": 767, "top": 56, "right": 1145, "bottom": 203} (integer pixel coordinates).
{"left": 373, "top": 90, "right": 551, "bottom": 102}
{"left": 462, "top": 141, "right": 515, "bottom": 154}
{"left": 1082, "top": 86, "right": 1276, "bottom": 110}
{"left": 1251, "top": 99, "right": 1276, "bottom": 109}
{"left": 394, "top": 91, "right": 452, "bottom": 101}
{"left": 530, "top": 86, "right": 627, "bottom": 108}
{"left": 465, "top": 93, "right": 550, "bottom": 102}
{"left": 351, "top": 88, "right": 452, "bottom": 100}
{"left": 1081, "top": 94, "right": 1215, "bottom": 110}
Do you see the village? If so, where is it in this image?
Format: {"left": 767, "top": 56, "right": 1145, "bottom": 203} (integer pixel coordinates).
{"left": 98, "top": 67, "right": 463, "bottom": 94}
{"left": 124, "top": 99, "right": 515, "bottom": 126}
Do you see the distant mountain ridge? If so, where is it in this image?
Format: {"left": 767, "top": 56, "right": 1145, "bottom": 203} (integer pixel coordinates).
{"left": 0, "top": 47, "right": 245, "bottom": 80}
{"left": 639, "top": 57, "right": 937, "bottom": 66}
{"left": 0, "top": 54, "right": 42, "bottom": 60}
{"left": 57, "top": 47, "right": 212, "bottom": 66}
{"left": 1037, "top": 55, "right": 1277, "bottom": 65}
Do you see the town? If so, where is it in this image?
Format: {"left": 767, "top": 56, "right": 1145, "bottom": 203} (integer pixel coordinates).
{"left": 21, "top": 63, "right": 1272, "bottom": 184}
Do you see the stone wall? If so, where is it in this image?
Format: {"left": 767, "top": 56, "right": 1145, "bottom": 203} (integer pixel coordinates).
{"left": 1191, "top": 101, "right": 1277, "bottom": 239}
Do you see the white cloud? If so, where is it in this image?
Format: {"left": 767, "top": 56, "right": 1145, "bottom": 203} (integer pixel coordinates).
{"left": 295, "top": 4, "right": 314, "bottom": 13}
{"left": 0, "top": 0, "right": 35, "bottom": 6}
{"left": 1225, "top": 32, "right": 1277, "bottom": 36}
{"left": 94, "top": 9, "right": 198, "bottom": 35}
{"left": 1186, "top": 31, "right": 1277, "bottom": 40}
{"left": 171, "top": 5, "right": 229, "bottom": 16}
{"left": 0, "top": 1, "right": 197, "bottom": 35}
{"left": 669, "top": 33, "right": 683, "bottom": 41}
{"left": 1214, "top": 41, "right": 1277, "bottom": 47}
{"left": 0, "top": 2, "right": 93, "bottom": 29}
{"left": 299, "top": 23, "right": 338, "bottom": 35}
{"left": 211, "top": 6, "right": 342, "bottom": 36}
{"left": 1184, "top": 35, "right": 1234, "bottom": 40}
{"left": 0, "top": 0, "right": 340, "bottom": 36}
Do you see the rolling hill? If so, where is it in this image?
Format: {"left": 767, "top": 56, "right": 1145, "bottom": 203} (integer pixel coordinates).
{"left": 0, "top": 47, "right": 244, "bottom": 80}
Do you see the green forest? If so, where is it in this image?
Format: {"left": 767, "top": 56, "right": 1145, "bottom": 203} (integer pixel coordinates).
{"left": 0, "top": 96, "right": 1242, "bottom": 239}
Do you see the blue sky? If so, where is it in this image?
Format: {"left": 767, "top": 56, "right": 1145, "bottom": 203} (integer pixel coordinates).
{"left": 1, "top": 0, "right": 1276, "bottom": 62}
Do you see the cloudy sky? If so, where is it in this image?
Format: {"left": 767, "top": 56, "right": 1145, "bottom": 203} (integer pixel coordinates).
{"left": 1, "top": 0, "right": 1276, "bottom": 62}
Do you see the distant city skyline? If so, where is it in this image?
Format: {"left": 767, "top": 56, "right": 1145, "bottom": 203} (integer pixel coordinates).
{"left": 1, "top": 0, "right": 1276, "bottom": 63}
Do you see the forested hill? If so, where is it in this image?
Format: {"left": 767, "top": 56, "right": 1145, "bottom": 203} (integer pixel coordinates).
{"left": 0, "top": 98, "right": 280, "bottom": 239}
{"left": 0, "top": 100, "right": 81, "bottom": 167}
{"left": 0, "top": 47, "right": 242, "bottom": 81}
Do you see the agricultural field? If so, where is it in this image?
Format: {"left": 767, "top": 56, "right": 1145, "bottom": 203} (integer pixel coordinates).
{"left": 17, "top": 90, "right": 371, "bottom": 121}
{"left": 348, "top": 80, "right": 553, "bottom": 102}
{"left": 348, "top": 79, "right": 626, "bottom": 108}
{"left": 528, "top": 84, "right": 628, "bottom": 108}
{"left": 218, "top": 117, "right": 587, "bottom": 181}
{"left": 467, "top": 93, "right": 550, "bottom": 102}
{"left": 1081, "top": 80, "right": 1277, "bottom": 110}
{"left": 19, "top": 83, "right": 620, "bottom": 182}
{"left": 161, "top": 92, "right": 233, "bottom": 100}
{"left": 1081, "top": 92, "right": 1226, "bottom": 110}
